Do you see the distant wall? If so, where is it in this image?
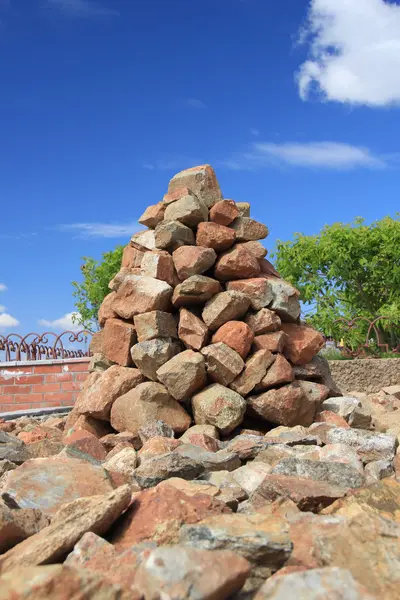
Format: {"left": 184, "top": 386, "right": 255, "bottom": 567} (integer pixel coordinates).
{"left": 0, "top": 358, "right": 90, "bottom": 413}
{"left": 328, "top": 358, "right": 400, "bottom": 394}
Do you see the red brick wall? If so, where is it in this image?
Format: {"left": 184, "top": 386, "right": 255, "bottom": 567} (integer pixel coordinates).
{"left": 0, "top": 358, "right": 90, "bottom": 413}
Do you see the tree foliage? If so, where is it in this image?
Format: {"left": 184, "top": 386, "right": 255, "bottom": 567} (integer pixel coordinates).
{"left": 274, "top": 215, "right": 400, "bottom": 350}
{"left": 72, "top": 246, "right": 123, "bottom": 331}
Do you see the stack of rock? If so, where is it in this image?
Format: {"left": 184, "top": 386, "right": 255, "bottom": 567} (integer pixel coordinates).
{"left": 81, "top": 164, "right": 335, "bottom": 439}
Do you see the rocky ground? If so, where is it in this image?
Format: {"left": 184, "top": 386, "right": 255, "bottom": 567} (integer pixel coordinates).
{"left": 0, "top": 384, "right": 399, "bottom": 599}
{"left": 1, "top": 165, "right": 400, "bottom": 599}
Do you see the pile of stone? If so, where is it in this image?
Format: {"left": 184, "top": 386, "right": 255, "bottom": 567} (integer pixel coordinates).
{"left": 0, "top": 166, "right": 399, "bottom": 599}
{"left": 84, "top": 164, "right": 337, "bottom": 439}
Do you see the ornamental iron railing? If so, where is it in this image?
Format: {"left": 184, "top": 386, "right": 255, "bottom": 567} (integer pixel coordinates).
{"left": 332, "top": 316, "right": 400, "bottom": 358}
{"left": 0, "top": 331, "right": 93, "bottom": 362}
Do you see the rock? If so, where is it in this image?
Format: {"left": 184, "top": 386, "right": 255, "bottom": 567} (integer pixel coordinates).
{"left": 63, "top": 430, "right": 107, "bottom": 461}
{"left": 281, "top": 323, "right": 325, "bottom": 365}
{"left": 112, "top": 276, "right": 173, "bottom": 320}
{"left": 268, "top": 279, "right": 301, "bottom": 322}
{"left": 350, "top": 405, "right": 372, "bottom": 430}
{"left": 231, "top": 462, "right": 272, "bottom": 495}
{"left": 311, "top": 355, "right": 343, "bottom": 397}
{"left": 227, "top": 278, "right": 273, "bottom": 311}
{"left": 248, "top": 383, "right": 317, "bottom": 427}
{"left": 322, "top": 428, "right": 397, "bottom": 463}
{"left": 180, "top": 424, "right": 220, "bottom": 442}
{"left": 172, "top": 275, "right": 222, "bottom": 308}
{"left": 255, "top": 354, "right": 293, "bottom": 391}
{"left": 315, "top": 410, "right": 350, "bottom": 428}
{"left": 156, "top": 350, "right": 207, "bottom": 401}
{"left": 296, "top": 380, "right": 330, "bottom": 405}
{"left": 102, "top": 318, "right": 136, "bottom": 367}
{"left": 103, "top": 448, "right": 138, "bottom": 479}
{"left": 131, "top": 229, "right": 156, "bottom": 251}
{"left": 0, "top": 504, "right": 49, "bottom": 553}
{"left": 108, "top": 268, "right": 135, "bottom": 292}
{"left": 212, "top": 321, "right": 254, "bottom": 359}
{"left": 1, "top": 456, "right": 116, "bottom": 516}
{"left": 17, "top": 425, "right": 61, "bottom": 445}
{"left": 181, "top": 433, "right": 220, "bottom": 452}
{"left": 180, "top": 512, "right": 292, "bottom": 579}
{"left": 154, "top": 220, "right": 195, "bottom": 250}
{"left": 173, "top": 246, "right": 217, "bottom": 280}
{"left": 167, "top": 164, "right": 222, "bottom": 208}
{"left": 138, "top": 437, "right": 182, "bottom": 460}
{"left": 121, "top": 245, "right": 145, "bottom": 269}
{"left": 230, "top": 217, "right": 269, "bottom": 242}
{"left": 26, "top": 439, "right": 65, "bottom": 459}
{"left": 236, "top": 202, "right": 251, "bottom": 217}
{"left": 158, "top": 477, "right": 220, "bottom": 498}
{"left": 131, "top": 338, "right": 181, "bottom": 381}
{"left": 321, "top": 396, "right": 362, "bottom": 423}
{"left": 164, "top": 194, "right": 209, "bottom": 228}
{"left": 286, "top": 509, "right": 400, "bottom": 599}
{"left": 0, "top": 432, "right": 29, "bottom": 464}
{"left": 133, "top": 546, "right": 251, "bottom": 600}
{"left": 205, "top": 471, "right": 248, "bottom": 503}
{"left": 245, "top": 308, "right": 281, "bottom": 335}
{"left": 106, "top": 442, "right": 136, "bottom": 460}
{"left": 100, "top": 431, "right": 142, "bottom": 452}
{"left": 138, "top": 201, "right": 166, "bottom": 228}
{"left": 0, "top": 565, "right": 131, "bottom": 600}
{"left": 254, "top": 567, "right": 374, "bottom": 600}
{"left": 263, "top": 425, "right": 321, "bottom": 447}
{"left": 98, "top": 292, "right": 118, "bottom": 326}
{"left": 196, "top": 221, "right": 236, "bottom": 251}
{"left": 0, "top": 459, "right": 16, "bottom": 478}
{"left": 133, "top": 452, "right": 204, "bottom": 488}
{"left": 253, "top": 331, "right": 288, "bottom": 353}
{"left": 65, "top": 532, "right": 153, "bottom": 593}
{"left": 215, "top": 245, "right": 261, "bottom": 280}
{"left": 318, "top": 443, "right": 364, "bottom": 474}
{"left": 175, "top": 444, "right": 241, "bottom": 472}
{"left": 364, "top": 459, "right": 394, "bottom": 483}
{"left": 110, "top": 382, "right": 191, "bottom": 435}
{"left": 178, "top": 308, "right": 209, "bottom": 350}
{"left": 225, "top": 435, "right": 269, "bottom": 461}
{"left": 230, "top": 350, "right": 275, "bottom": 396}
{"left": 134, "top": 310, "right": 177, "bottom": 343}
{"left": 249, "top": 475, "right": 346, "bottom": 512}
{"left": 0, "top": 485, "right": 131, "bottom": 573}
{"left": 74, "top": 365, "right": 144, "bottom": 420}
{"left": 201, "top": 342, "right": 244, "bottom": 386}
{"left": 163, "top": 186, "right": 193, "bottom": 204}
{"left": 140, "top": 250, "right": 176, "bottom": 286}
{"left": 138, "top": 420, "right": 174, "bottom": 443}
{"left": 259, "top": 258, "right": 281, "bottom": 278}
{"left": 67, "top": 415, "right": 112, "bottom": 439}
{"left": 110, "top": 484, "right": 230, "bottom": 549}
{"left": 382, "top": 385, "right": 400, "bottom": 399}
{"left": 202, "top": 291, "right": 251, "bottom": 331}
{"left": 89, "top": 352, "right": 115, "bottom": 373}
{"left": 237, "top": 241, "right": 268, "bottom": 260}
{"left": 271, "top": 458, "right": 365, "bottom": 490}
{"left": 192, "top": 384, "right": 246, "bottom": 435}
{"left": 209, "top": 199, "right": 239, "bottom": 225}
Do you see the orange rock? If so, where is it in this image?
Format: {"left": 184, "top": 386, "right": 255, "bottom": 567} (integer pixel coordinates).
{"left": 212, "top": 321, "right": 254, "bottom": 359}
{"left": 140, "top": 250, "right": 177, "bottom": 287}
{"left": 138, "top": 436, "right": 182, "bottom": 459}
{"left": 102, "top": 318, "right": 137, "bottom": 367}
{"left": 253, "top": 331, "right": 288, "bottom": 353}
{"left": 138, "top": 202, "right": 166, "bottom": 228}
{"left": 226, "top": 278, "right": 273, "bottom": 310}
{"left": 215, "top": 245, "right": 261, "bottom": 280}
{"left": 63, "top": 430, "right": 107, "bottom": 461}
{"left": 248, "top": 382, "right": 316, "bottom": 427}
{"left": 98, "top": 292, "right": 118, "bottom": 327}
{"left": 209, "top": 199, "right": 239, "bottom": 225}
{"left": 281, "top": 323, "right": 325, "bottom": 365}
{"left": 246, "top": 308, "right": 282, "bottom": 335}
{"left": 255, "top": 353, "right": 293, "bottom": 391}
{"left": 184, "top": 433, "right": 220, "bottom": 452}
{"left": 196, "top": 222, "right": 236, "bottom": 251}
{"left": 18, "top": 426, "right": 61, "bottom": 445}
{"left": 178, "top": 308, "right": 209, "bottom": 350}
{"left": 172, "top": 275, "right": 222, "bottom": 308}
{"left": 315, "top": 411, "right": 351, "bottom": 428}
{"left": 167, "top": 164, "right": 222, "bottom": 208}
{"left": 173, "top": 245, "right": 217, "bottom": 281}
{"left": 121, "top": 245, "right": 145, "bottom": 269}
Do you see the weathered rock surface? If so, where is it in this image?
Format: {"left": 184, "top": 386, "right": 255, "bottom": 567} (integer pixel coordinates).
{"left": 164, "top": 193, "right": 209, "bottom": 228}
{"left": 202, "top": 291, "right": 251, "bottom": 331}
{"left": 172, "top": 275, "right": 222, "bottom": 307}
{"left": 134, "top": 310, "right": 177, "bottom": 342}
{"left": 157, "top": 349, "right": 207, "bottom": 401}
{"left": 196, "top": 221, "right": 236, "bottom": 251}
{"left": 230, "top": 350, "right": 275, "bottom": 396}
{"left": 173, "top": 245, "right": 217, "bottom": 280}
{"left": 131, "top": 338, "right": 181, "bottom": 381}
{"left": 212, "top": 320, "right": 254, "bottom": 359}
{"left": 201, "top": 342, "right": 244, "bottom": 386}
{"left": 178, "top": 308, "right": 209, "bottom": 350}
{"left": 112, "top": 276, "right": 173, "bottom": 319}
{"left": 215, "top": 245, "right": 261, "bottom": 280}
{"left": 192, "top": 384, "right": 247, "bottom": 434}
{"left": 154, "top": 219, "right": 195, "bottom": 250}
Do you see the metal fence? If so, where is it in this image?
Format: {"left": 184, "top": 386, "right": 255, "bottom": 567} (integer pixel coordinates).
{"left": 0, "top": 331, "right": 93, "bottom": 362}
{"left": 332, "top": 316, "right": 400, "bottom": 358}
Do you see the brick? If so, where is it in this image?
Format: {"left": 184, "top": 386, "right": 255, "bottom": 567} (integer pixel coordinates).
{"left": 34, "top": 365, "right": 63, "bottom": 374}
{"left": 61, "top": 400, "right": 75, "bottom": 407}
{"left": 75, "top": 373, "right": 89, "bottom": 382}
{"left": 2, "top": 403, "right": 31, "bottom": 411}
{"left": 14, "top": 375, "right": 43, "bottom": 385}
{"left": 14, "top": 394, "right": 43, "bottom": 404}
{"left": 0, "top": 395, "right": 14, "bottom": 404}
{"left": 43, "top": 391, "right": 74, "bottom": 402}
{"left": 61, "top": 382, "right": 81, "bottom": 391}
{"left": 2, "top": 385, "right": 31, "bottom": 395}
{"left": 67, "top": 362, "right": 91, "bottom": 373}
{"left": 32, "top": 383, "right": 61, "bottom": 393}
{"left": 0, "top": 370, "right": 31, "bottom": 383}
{"left": 45, "top": 373, "right": 74, "bottom": 383}
{"left": 37, "top": 401, "right": 65, "bottom": 408}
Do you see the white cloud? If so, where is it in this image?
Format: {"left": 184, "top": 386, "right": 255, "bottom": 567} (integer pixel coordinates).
{"left": 186, "top": 98, "right": 207, "bottom": 109}
{"left": 46, "top": 0, "right": 119, "bottom": 18}
{"left": 39, "top": 312, "right": 83, "bottom": 332}
{"left": 298, "top": 0, "right": 400, "bottom": 106}
{"left": 0, "top": 305, "right": 5, "bottom": 313}
{"left": 0, "top": 283, "right": 7, "bottom": 292}
{"left": 0, "top": 313, "right": 19, "bottom": 329}
{"left": 221, "top": 141, "right": 385, "bottom": 170}
{"left": 60, "top": 221, "right": 142, "bottom": 238}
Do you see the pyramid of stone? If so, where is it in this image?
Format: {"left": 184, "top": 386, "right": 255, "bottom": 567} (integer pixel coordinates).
{"left": 78, "top": 164, "right": 335, "bottom": 438}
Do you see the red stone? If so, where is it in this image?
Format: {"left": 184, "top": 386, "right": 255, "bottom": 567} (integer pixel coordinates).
{"left": 281, "top": 323, "right": 325, "bottom": 365}
{"left": 173, "top": 246, "right": 217, "bottom": 281}
{"left": 212, "top": 321, "right": 254, "bottom": 359}
{"left": 214, "top": 245, "right": 261, "bottom": 280}
{"left": 253, "top": 331, "right": 288, "bottom": 353}
{"left": 209, "top": 200, "right": 239, "bottom": 226}
{"left": 102, "top": 318, "right": 137, "bottom": 367}
{"left": 196, "top": 222, "right": 236, "bottom": 252}
{"left": 63, "top": 430, "right": 107, "bottom": 461}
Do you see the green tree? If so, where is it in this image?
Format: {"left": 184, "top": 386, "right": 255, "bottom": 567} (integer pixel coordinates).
{"left": 72, "top": 246, "right": 123, "bottom": 331}
{"left": 274, "top": 215, "right": 400, "bottom": 351}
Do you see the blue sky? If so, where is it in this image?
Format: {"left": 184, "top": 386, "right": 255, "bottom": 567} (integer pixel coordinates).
{"left": 1, "top": 0, "right": 400, "bottom": 336}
